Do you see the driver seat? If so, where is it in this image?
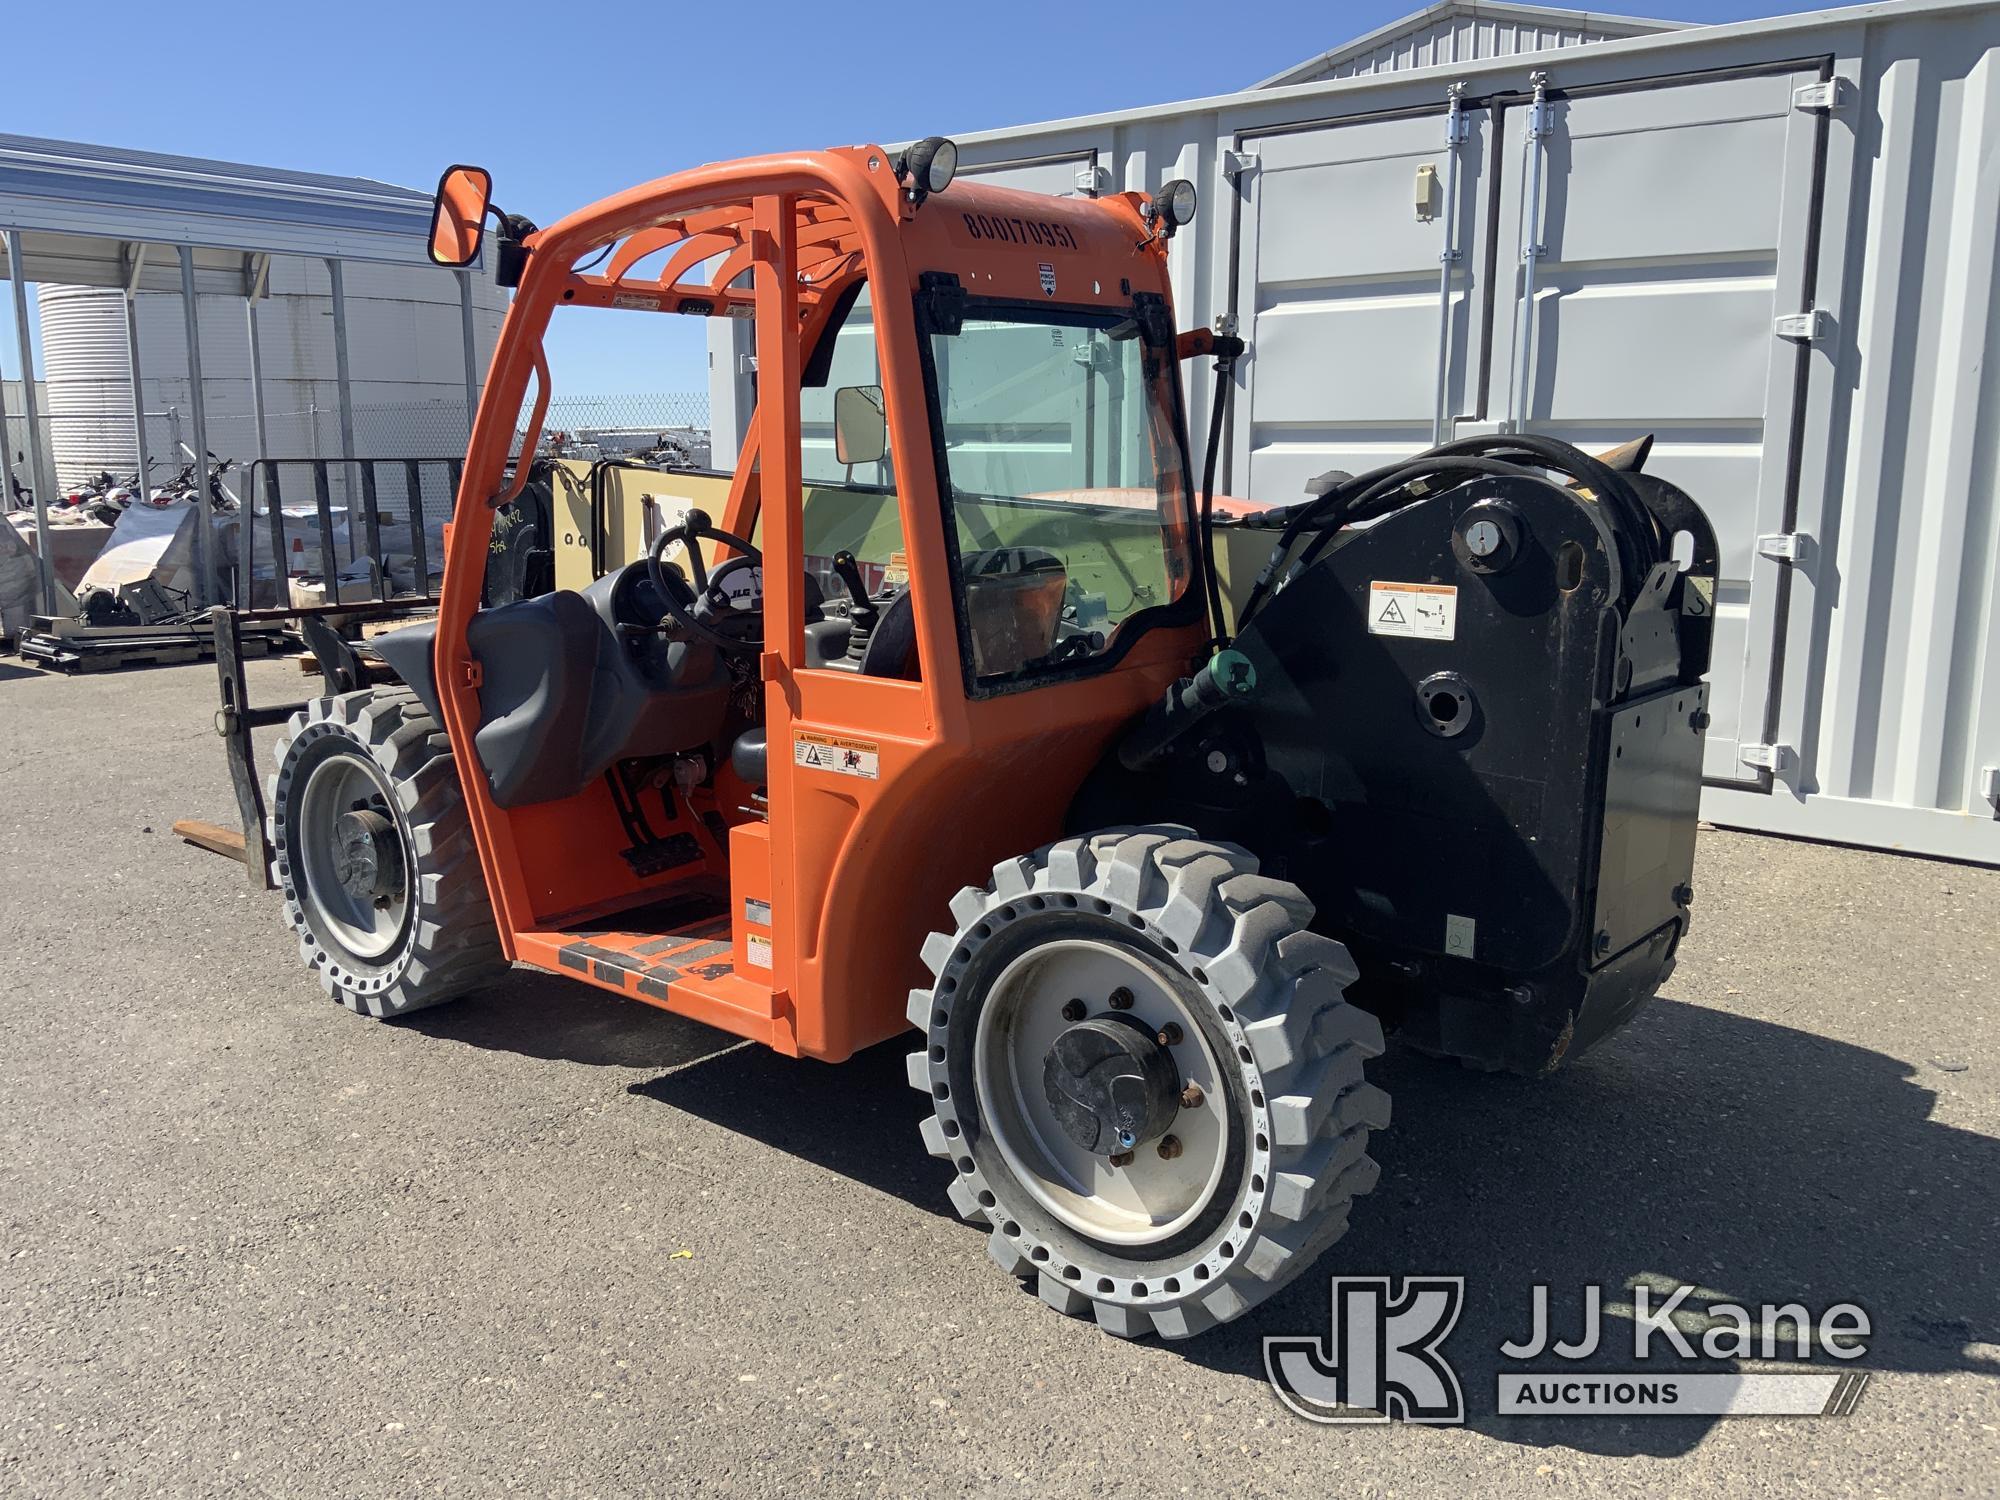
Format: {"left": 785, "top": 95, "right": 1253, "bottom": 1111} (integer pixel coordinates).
{"left": 728, "top": 587, "right": 917, "bottom": 787}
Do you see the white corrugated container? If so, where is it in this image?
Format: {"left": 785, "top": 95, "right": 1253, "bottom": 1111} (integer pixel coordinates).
{"left": 710, "top": 0, "right": 2000, "bottom": 865}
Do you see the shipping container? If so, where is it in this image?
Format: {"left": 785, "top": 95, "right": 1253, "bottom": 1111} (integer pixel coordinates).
{"left": 714, "top": 0, "right": 2000, "bottom": 865}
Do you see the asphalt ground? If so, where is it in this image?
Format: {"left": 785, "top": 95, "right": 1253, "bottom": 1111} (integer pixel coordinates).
{"left": 2, "top": 653, "right": 1995, "bottom": 1498}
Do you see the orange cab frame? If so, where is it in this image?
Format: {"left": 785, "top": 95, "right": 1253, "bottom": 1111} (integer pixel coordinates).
{"left": 429, "top": 147, "right": 1207, "bottom": 1062}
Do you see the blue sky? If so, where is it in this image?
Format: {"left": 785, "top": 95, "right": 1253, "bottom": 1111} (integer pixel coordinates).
{"left": 3, "top": 0, "right": 1807, "bottom": 395}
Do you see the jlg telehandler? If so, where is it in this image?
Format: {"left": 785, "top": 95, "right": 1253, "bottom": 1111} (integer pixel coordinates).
{"left": 222, "top": 138, "right": 1716, "bottom": 1340}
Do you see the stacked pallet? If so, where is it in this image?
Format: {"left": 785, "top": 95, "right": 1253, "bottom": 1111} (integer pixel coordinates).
{"left": 15, "top": 613, "right": 291, "bottom": 673}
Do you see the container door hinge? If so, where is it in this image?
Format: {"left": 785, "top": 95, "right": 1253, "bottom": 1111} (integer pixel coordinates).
{"left": 1979, "top": 766, "right": 2000, "bottom": 811}
{"left": 1794, "top": 78, "right": 1848, "bottom": 111}
{"left": 1074, "top": 163, "right": 1106, "bottom": 196}
{"left": 1222, "top": 150, "right": 1260, "bottom": 184}
{"left": 1757, "top": 531, "right": 1813, "bottom": 563}
{"left": 737, "top": 353, "right": 759, "bottom": 375}
{"left": 1774, "top": 309, "right": 1827, "bottom": 341}
{"left": 1739, "top": 742, "right": 1794, "bottom": 773}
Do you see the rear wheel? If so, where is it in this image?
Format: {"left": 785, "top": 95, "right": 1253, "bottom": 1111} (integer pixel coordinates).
{"left": 268, "top": 688, "right": 506, "bottom": 1017}
{"left": 907, "top": 826, "right": 1389, "bottom": 1339}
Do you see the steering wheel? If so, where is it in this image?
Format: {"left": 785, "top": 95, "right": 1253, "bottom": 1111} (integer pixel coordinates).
{"left": 647, "top": 508, "right": 765, "bottom": 654}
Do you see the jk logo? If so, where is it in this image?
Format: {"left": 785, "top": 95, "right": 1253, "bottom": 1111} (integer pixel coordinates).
{"left": 1265, "top": 1276, "right": 1466, "bottom": 1424}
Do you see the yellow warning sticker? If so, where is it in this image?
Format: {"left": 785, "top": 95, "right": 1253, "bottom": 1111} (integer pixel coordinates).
{"left": 745, "top": 932, "right": 773, "bottom": 969}
{"left": 1368, "top": 580, "right": 1457, "bottom": 641}
{"left": 794, "top": 730, "right": 880, "bottom": 780}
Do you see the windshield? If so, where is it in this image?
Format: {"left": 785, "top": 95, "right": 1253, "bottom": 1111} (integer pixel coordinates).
{"left": 927, "top": 306, "right": 1195, "bottom": 685}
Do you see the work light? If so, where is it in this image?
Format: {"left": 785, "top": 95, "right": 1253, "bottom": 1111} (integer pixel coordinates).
{"left": 897, "top": 137, "right": 959, "bottom": 201}
{"left": 1155, "top": 178, "right": 1197, "bottom": 228}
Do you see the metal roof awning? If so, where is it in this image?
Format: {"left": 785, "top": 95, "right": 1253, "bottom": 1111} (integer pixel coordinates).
{"left": 2, "top": 132, "right": 483, "bottom": 619}
{"left": 0, "top": 132, "right": 444, "bottom": 279}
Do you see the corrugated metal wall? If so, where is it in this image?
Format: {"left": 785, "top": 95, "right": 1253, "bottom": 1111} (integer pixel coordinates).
{"left": 709, "top": 0, "right": 2000, "bottom": 865}
{"left": 1279, "top": 12, "right": 1644, "bottom": 82}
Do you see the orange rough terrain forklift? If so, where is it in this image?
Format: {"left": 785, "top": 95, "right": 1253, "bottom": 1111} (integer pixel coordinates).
{"left": 225, "top": 139, "right": 1716, "bottom": 1340}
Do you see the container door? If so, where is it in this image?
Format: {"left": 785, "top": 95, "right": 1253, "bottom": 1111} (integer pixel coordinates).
{"left": 1228, "top": 104, "right": 1494, "bottom": 503}
{"left": 1486, "top": 67, "right": 1828, "bottom": 787}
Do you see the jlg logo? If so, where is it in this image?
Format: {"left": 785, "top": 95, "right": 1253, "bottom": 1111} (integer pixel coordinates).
{"left": 1265, "top": 1277, "right": 1466, "bottom": 1424}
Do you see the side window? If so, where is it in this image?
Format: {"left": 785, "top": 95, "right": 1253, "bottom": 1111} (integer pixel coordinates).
{"left": 928, "top": 311, "right": 1194, "bottom": 684}
{"left": 796, "top": 286, "right": 907, "bottom": 601}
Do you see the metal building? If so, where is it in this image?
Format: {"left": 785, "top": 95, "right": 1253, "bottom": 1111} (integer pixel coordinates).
{"left": 37, "top": 265, "right": 506, "bottom": 487}
{"left": 713, "top": 0, "right": 2000, "bottom": 865}
{"left": 2, "top": 133, "right": 500, "bottom": 612}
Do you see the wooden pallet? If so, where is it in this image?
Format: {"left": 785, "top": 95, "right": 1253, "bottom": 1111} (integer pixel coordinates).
{"left": 17, "top": 617, "right": 287, "bottom": 674}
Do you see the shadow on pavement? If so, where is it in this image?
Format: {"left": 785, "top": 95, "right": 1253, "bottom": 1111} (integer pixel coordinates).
{"left": 403, "top": 967, "right": 950, "bottom": 1215}
{"left": 404, "top": 974, "right": 1999, "bottom": 1456}
{"left": 1161, "top": 990, "right": 2000, "bottom": 1455}
{"left": 627, "top": 1039, "right": 949, "bottom": 1219}
{"left": 402, "top": 966, "right": 741, "bottom": 1072}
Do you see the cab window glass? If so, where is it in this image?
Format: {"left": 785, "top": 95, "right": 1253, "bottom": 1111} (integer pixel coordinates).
{"left": 928, "top": 309, "right": 1193, "bottom": 683}
{"left": 778, "top": 286, "right": 909, "bottom": 602}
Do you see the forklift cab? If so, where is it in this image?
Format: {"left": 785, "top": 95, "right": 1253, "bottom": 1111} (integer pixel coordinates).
{"left": 410, "top": 146, "right": 1209, "bottom": 1062}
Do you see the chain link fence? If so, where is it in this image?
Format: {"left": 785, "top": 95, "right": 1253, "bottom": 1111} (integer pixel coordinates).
{"left": 6, "top": 391, "right": 712, "bottom": 612}
{"left": 6, "top": 392, "right": 710, "bottom": 500}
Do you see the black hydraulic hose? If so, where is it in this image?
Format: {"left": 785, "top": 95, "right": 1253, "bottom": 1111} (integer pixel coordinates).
{"left": 1429, "top": 433, "right": 1663, "bottom": 582}
{"left": 1237, "top": 455, "right": 1522, "bottom": 625}
{"left": 1238, "top": 434, "right": 1664, "bottom": 627}
{"left": 1197, "top": 354, "right": 1235, "bottom": 648}
{"left": 1281, "top": 455, "right": 1527, "bottom": 584}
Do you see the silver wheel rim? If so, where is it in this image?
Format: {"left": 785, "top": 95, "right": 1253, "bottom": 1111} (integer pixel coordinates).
{"left": 973, "top": 937, "right": 1228, "bottom": 1247}
{"left": 297, "top": 753, "right": 408, "bottom": 962}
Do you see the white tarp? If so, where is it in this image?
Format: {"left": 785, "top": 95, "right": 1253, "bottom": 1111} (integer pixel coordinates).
{"left": 78, "top": 501, "right": 201, "bottom": 595}
{"left": 0, "top": 513, "right": 39, "bottom": 636}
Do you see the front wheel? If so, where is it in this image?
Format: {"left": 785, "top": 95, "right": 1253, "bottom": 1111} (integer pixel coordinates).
{"left": 907, "top": 826, "right": 1389, "bottom": 1339}
{"left": 268, "top": 688, "right": 506, "bottom": 1017}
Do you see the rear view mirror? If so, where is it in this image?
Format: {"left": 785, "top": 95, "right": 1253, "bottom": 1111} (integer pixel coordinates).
{"left": 833, "top": 385, "right": 887, "bottom": 467}
{"left": 428, "top": 164, "right": 492, "bottom": 267}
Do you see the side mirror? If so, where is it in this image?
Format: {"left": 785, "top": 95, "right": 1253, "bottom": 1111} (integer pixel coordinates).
{"left": 833, "top": 385, "right": 887, "bottom": 467}
{"left": 428, "top": 164, "right": 493, "bottom": 267}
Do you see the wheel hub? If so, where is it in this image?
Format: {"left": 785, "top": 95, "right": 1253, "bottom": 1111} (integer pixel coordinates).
{"left": 972, "top": 935, "right": 1230, "bottom": 1247}
{"left": 1042, "top": 1016, "right": 1181, "bottom": 1156}
{"left": 333, "top": 809, "right": 401, "bottom": 905}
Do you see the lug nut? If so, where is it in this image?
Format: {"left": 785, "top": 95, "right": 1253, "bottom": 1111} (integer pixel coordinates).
{"left": 1108, "top": 987, "right": 1134, "bottom": 1010}
{"left": 1061, "top": 998, "right": 1087, "bottom": 1022}
{"left": 1180, "top": 1083, "right": 1204, "bottom": 1109}
{"left": 1108, "top": 1150, "right": 1135, "bottom": 1167}
{"left": 1156, "top": 1022, "right": 1183, "bottom": 1046}
{"left": 1157, "top": 1135, "right": 1183, "bottom": 1161}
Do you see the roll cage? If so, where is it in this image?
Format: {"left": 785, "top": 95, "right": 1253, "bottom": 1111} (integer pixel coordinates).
{"left": 425, "top": 147, "right": 1207, "bottom": 1061}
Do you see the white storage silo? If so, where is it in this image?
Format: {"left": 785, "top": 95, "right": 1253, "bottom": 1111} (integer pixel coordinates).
{"left": 35, "top": 286, "right": 136, "bottom": 489}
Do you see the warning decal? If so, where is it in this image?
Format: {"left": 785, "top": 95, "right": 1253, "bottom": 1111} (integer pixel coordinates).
{"left": 1368, "top": 581, "right": 1457, "bottom": 641}
{"left": 794, "top": 730, "right": 880, "bottom": 780}
{"left": 745, "top": 933, "right": 773, "bottom": 969}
